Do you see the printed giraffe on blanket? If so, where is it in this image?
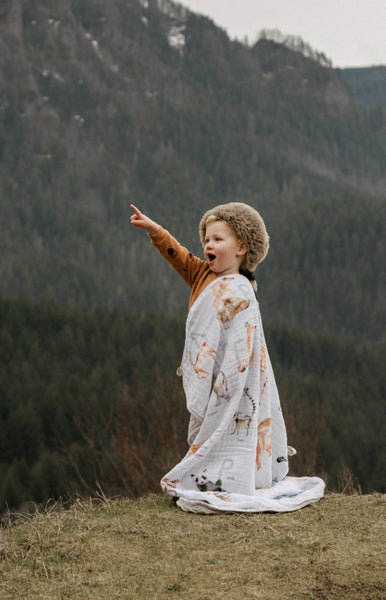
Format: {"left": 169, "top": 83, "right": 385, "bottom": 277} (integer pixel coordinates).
{"left": 256, "top": 418, "right": 272, "bottom": 470}
{"left": 238, "top": 322, "right": 256, "bottom": 372}
{"left": 259, "top": 344, "right": 269, "bottom": 400}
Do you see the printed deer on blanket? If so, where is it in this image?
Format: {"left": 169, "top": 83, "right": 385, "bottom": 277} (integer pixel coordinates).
{"left": 209, "top": 278, "right": 250, "bottom": 324}
{"left": 256, "top": 418, "right": 272, "bottom": 470}
{"left": 189, "top": 341, "right": 217, "bottom": 379}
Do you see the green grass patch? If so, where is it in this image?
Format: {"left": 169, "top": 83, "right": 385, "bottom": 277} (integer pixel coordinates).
{"left": 0, "top": 493, "right": 384, "bottom": 599}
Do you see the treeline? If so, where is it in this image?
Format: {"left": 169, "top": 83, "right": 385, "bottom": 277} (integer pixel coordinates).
{"left": 0, "top": 295, "right": 384, "bottom": 514}
{"left": 341, "top": 66, "right": 386, "bottom": 133}
{"left": 341, "top": 66, "right": 386, "bottom": 109}
{"left": 259, "top": 194, "right": 386, "bottom": 344}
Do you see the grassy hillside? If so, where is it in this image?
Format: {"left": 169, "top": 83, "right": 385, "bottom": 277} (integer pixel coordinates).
{"left": 0, "top": 493, "right": 384, "bottom": 600}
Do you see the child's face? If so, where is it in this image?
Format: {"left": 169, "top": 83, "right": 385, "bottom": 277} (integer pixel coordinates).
{"left": 204, "top": 220, "right": 247, "bottom": 277}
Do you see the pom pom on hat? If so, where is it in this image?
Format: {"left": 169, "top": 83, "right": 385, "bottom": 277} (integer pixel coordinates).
{"left": 199, "top": 202, "right": 269, "bottom": 272}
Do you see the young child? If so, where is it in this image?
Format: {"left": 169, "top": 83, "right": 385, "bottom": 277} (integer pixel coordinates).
{"left": 130, "top": 202, "right": 324, "bottom": 513}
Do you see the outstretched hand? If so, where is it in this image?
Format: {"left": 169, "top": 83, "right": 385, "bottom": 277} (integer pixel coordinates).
{"left": 130, "top": 204, "right": 160, "bottom": 235}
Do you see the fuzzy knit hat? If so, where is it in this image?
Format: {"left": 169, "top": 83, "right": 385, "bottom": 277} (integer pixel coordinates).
{"left": 199, "top": 202, "right": 269, "bottom": 272}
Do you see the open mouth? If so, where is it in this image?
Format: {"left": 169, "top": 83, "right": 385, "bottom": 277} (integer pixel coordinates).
{"left": 207, "top": 253, "right": 216, "bottom": 264}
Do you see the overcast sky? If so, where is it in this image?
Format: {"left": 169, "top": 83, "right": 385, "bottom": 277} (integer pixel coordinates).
{"left": 178, "top": 0, "right": 386, "bottom": 68}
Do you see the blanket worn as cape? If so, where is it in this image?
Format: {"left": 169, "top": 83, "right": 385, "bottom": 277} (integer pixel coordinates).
{"left": 161, "top": 275, "right": 325, "bottom": 513}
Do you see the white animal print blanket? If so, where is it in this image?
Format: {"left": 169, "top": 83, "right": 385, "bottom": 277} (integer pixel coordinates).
{"left": 161, "top": 275, "right": 325, "bottom": 513}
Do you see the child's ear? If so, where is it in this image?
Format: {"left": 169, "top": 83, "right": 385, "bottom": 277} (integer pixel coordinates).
{"left": 237, "top": 241, "right": 248, "bottom": 257}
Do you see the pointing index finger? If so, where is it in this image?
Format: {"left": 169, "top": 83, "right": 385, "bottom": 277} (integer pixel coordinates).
{"left": 130, "top": 204, "right": 142, "bottom": 217}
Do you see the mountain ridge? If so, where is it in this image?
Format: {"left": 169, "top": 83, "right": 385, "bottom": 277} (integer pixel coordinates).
{"left": 0, "top": 0, "right": 385, "bottom": 342}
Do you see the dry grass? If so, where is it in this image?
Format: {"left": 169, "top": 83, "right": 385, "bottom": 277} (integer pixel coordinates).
{"left": 0, "top": 493, "right": 385, "bottom": 600}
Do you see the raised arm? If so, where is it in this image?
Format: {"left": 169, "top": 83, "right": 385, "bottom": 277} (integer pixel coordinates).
{"left": 130, "top": 204, "right": 160, "bottom": 235}
{"left": 130, "top": 204, "right": 207, "bottom": 290}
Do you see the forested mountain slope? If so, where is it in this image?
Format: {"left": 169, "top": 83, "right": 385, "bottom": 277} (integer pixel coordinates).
{"left": 1, "top": 295, "right": 384, "bottom": 512}
{"left": 0, "top": 0, "right": 386, "bottom": 342}
{"left": 341, "top": 65, "right": 386, "bottom": 110}
{"left": 341, "top": 65, "right": 386, "bottom": 134}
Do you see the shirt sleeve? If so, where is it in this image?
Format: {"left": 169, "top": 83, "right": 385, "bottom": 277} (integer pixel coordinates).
{"left": 149, "top": 226, "right": 207, "bottom": 289}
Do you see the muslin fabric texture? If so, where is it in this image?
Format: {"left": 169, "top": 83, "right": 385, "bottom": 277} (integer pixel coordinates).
{"left": 161, "top": 275, "right": 325, "bottom": 513}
